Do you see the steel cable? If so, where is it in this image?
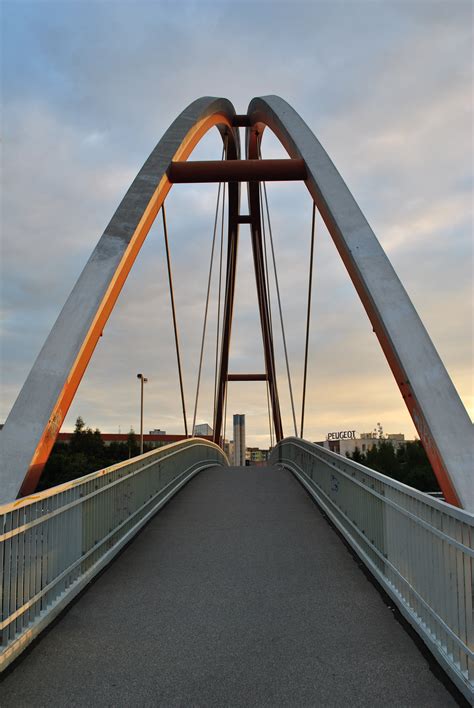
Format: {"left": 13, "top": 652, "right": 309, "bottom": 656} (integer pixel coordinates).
{"left": 192, "top": 151, "right": 225, "bottom": 437}
{"left": 259, "top": 144, "right": 298, "bottom": 437}
{"left": 300, "top": 202, "right": 316, "bottom": 439}
{"left": 259, "top": 180, "right": 275, "bottom": 448}
{"left": 265, "top": 379, "right": 274, "bottom": 449}
{"left": 259, "top": 182, "right": 274, "bottom": 338}
{"left": 162, "top": 203, "right": 188, "bottom": 436}
{"left": 223, "top": 374, "right": 228, "bottom": 448}
{"left": 213, "top": 141, "right": 228, "bottom": 424}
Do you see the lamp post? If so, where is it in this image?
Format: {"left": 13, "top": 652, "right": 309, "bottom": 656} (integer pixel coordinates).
{"left": 137, "top": 373, "right": 148, "bottom": 455}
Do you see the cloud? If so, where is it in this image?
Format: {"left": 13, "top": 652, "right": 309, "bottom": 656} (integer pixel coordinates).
{"left": 1, "top": 0, "right": 472, "bottom": 449}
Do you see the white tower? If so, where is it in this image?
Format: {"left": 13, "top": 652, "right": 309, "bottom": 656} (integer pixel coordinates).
{"left": 233, "top": 414, "right": 246, "bottom": 466}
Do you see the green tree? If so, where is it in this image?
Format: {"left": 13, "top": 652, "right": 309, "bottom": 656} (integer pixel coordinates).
{"left": 127, "top": 428, "right": 139, "bottom": 458}
{"left": 40, "top": 417, "right": 131, "bottom": 491}
{"left": 70, "top": 416, "right": 86, "bottom": 453}
{"left": 351, "top": 446, "right": 364, "bottom": 463}
{"left": 346, "top": 438, "right": 440, "bottom": 493}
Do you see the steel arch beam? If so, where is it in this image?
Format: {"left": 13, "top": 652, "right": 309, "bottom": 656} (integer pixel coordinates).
{"left": 0, "top": 97, "right": 240, "bottom": 503}
{"left": 247, "top": 132, "right": 283, "bottom": 441}
{"left": 247, "top": 95, "right": 472, "bottom": 510}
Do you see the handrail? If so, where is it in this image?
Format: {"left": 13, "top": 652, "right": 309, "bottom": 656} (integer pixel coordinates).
{"left": 270, "top": 437, "right": 473, "bottom": 702}
{"left": 1, "top": 438, "right": 228, "bottom": 671}
{"left": 279, "top": 437, "right": 472, "bottom": 521}
{"left": 0, "top": 437, "right": 226, "bottom": 514}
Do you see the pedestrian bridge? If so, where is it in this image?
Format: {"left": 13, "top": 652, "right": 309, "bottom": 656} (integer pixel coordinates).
{"left": 1, "top": 95, "right": 473, "bottom": 703}
{"left": 1, "top": 439, "right": 472, "bottom": 704}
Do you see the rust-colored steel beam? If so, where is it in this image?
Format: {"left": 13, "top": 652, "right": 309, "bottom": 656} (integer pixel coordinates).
{"left": 247, "top": 130, "right": 284, "bottom": 441}
{"left": 213, "top": 180, "right": 240, "bottom": 446}
{"left": 168, "top": 158, "right": 306, "bottom": 184}
{"left": 247, "top": 184, "right": 283, "bottom": 442}
{"left": 228, "top": 373, "right": 268, "bottom": 381}
{"left": 233, "top": 114, "right": 251, "bottom": 127}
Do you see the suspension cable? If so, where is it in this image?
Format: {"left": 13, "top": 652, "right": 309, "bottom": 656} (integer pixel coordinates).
{"left": 162, "top": 203, "right": 188, "bottom": 436}
{"left": 259, "top": 177, "right": 276, "bottom": 449}
{"left": 223, "top": 375, "right": 228, "bottom": 447}
{"left": 213, "top": 141, "right": 228, "bottom": 422}
{"left": 257, "top": 139, "right": 280, "bottom": 446}
{"left": 259, "top": 181, "right": 274, "bottom": 337}
{"left": 213, "top": 183, "right": 226, "bottom": 424}
{"left": 192, "top": 148, "right": 225, "bottom": 437}
{"left": 259, "top": 158, "right": 298, "bottom": 438}
{"left": 265, "top": 379, "right": 274, "bottom": 449}
{"left": 300, "top": 202, "right": 316, "bottom": 439}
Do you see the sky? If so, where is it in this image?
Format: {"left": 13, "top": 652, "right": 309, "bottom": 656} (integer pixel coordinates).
{"left": 1, "top": 0, "right": 473, "bottom": 448}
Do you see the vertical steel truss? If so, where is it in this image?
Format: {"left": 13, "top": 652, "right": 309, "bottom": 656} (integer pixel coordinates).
{"left": 212, "top": 162, "right": 283, "bottom": 446}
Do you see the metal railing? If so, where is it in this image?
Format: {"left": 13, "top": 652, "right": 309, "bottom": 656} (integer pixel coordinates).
{"left": 1, "top": 438, "right": 228, "bottom": 671}
{"left": 270, "top": 437, "right": 473, "bottom": 702}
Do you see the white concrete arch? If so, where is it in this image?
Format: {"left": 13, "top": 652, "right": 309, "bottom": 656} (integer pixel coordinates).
{"left": 247, "top": 95, "right": 472, "bottom": 510}
{"left": 0, "top": 97, "right": 239, "bottom": 502}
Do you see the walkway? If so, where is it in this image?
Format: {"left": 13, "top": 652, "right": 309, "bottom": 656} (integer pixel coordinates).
{"left": 1, "top": 466, "right": 457, "bottom": 706}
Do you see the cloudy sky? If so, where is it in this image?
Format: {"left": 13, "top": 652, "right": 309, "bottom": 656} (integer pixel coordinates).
{"left": 1, "top": 0, "right": 472, "bottom": 448}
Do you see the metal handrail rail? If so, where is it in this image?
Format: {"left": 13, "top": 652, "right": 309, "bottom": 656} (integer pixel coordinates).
{"left": 282, "top": 456, "right": 472, "bottom": 655}
{"left": 280, "top": 437, "right": 471, "bottom": 521}
{"left": 0, "top": 458, "right": 212, "bottom": 632}
{"left": 0, "top": 437, "right": 225, "bottom": 514}
{"left": 281, "top": 439, "right": 472, "bottom": 551}
{"left": 0, "top": 439, "right": 225, "bottom": 540}
{"left": 270, "top": 437, "right": 473, "bottom": 702}
{"left": 1, "top": 438, "right": 228, "bottom": 671}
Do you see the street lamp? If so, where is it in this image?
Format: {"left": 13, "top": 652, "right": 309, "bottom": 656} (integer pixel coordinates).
{"left": 137, "top": 373, "right": 148, "bottom": 455}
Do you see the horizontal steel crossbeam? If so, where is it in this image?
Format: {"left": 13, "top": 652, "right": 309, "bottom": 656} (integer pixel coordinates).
{"left": 227, "top": 373, "right": 268, "bottom": 381}
{"left": 167, "top": 158, "right": 307, "bottom": 183}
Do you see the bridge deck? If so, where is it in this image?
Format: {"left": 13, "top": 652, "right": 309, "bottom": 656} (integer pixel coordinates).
{"left": 2, "top": 465, "right": 456, "bottom": 706}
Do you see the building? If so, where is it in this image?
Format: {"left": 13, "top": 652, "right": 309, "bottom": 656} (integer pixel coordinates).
{"left": 223, "top": 439, "right": 234, "bottom": 462}
{"left": 245, "top": 447, "right": 270, "bottom": 465}
{"left": 233, "top": 414, "right": 246, "bottom": 466}
{"left": 149, "top": 428, "right": 166, "bottom": 435}
{"left": 317, "top": 430, "right": 405, "bottom": 457}
{"left": 193, "top": 423, "right": 213, "bottom": 437}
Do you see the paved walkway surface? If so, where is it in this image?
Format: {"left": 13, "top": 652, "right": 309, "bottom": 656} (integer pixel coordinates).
{"left": 2, "top": 466, "right": 457, "bottom": 707}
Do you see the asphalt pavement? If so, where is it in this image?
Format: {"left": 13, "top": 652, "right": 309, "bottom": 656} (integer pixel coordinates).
{"left": 1, "top": 465, "right": 458, "bottom": 707}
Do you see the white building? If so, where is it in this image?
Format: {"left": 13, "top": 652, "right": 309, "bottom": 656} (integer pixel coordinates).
{"left": 233, "top": 414, "right": 246, "bottom": 466}
{"left": 194, "top": 423, "right": 213, "bottom": 437}
{"left": 318, "top": 430, "right": 405, "bottom": 457}
{"left": 223, "top": 439, "right": 234, "bottom": 462}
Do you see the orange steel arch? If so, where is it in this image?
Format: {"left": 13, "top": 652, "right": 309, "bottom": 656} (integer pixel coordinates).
{"left": 0, "top": 98, "right": 239, "bottom": 502}
{"left": 246, "top": 96, "right": 472, "bottom": 510}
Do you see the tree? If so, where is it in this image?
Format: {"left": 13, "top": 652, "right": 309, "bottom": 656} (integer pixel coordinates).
{"left": 70, "top": 416, "right": 86, "bottom": 453}
{"left": 127, "top": 428, "right": 139, "bottom": 458}
{"left": 40, "top": 416, "right": 132, "bottom": 491}
{"left": 395, "top": 440, "right": 439, "bottom": 492}
{"left": 351, "top": 446, "right": 364, "bottom": 463}
{"left": 346, "top": 438, "right": 440, "bottom": 493}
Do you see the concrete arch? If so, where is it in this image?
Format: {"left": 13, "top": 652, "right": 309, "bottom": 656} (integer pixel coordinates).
{"left": 0, "top": 97, "right": 240, "bottom": 503}
{"left": 247, "top": 95, "right": 472, "bottom": 510}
